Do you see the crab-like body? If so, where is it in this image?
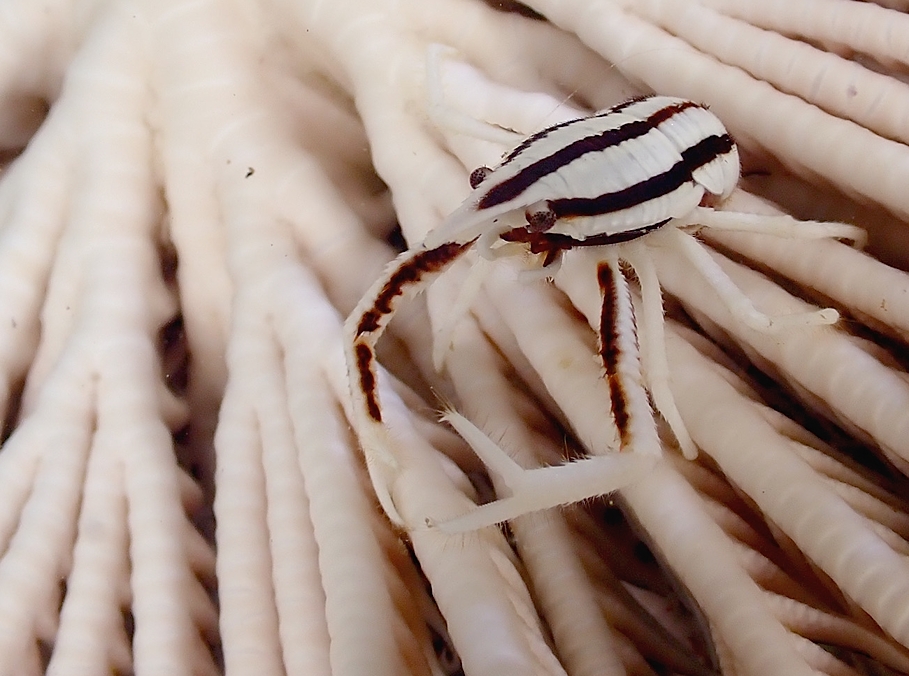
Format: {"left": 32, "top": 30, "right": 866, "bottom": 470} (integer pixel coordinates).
{"left": 344, "top": 94, "right": 863, "bottom": 532}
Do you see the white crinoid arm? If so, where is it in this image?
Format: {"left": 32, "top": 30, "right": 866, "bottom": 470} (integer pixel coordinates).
{"left": 3, "top": 0, "right": 909, "bottom": 675}
{"left": 0, "top": 4, "right": 215, "bottom": 673}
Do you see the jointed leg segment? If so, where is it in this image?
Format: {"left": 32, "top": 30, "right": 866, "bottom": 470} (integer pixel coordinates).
{"left": 624, "top": 247, "right": 698, "bottom": 459}
{"left": 669, "top": 228, "right": 839, "bottom": 332}
{"left": 350, "top": 241, "right": 667, "bottom": 532}
{"left": 597, "top": 255, "right": 662, "bottom": 458}
{"left": 349, "top": 241, "right": 473, "bottom": 423}
{"left": 683, "top": 207, "right": 866, "bottom": 247}
{"left": 436, "top": 409, "right": 659, "bottom": 532}
{"left": 421, "top": 252, "right": 671, "bottom": 531}
{"left": 344, "top": 241, "right": 472, "bottom": 525}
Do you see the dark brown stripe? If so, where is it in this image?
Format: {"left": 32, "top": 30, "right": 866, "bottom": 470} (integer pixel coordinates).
{"left": 356, "top": 241, "right": 471, "bottom": 336}
{"left": 606, "top": 95, "right": 651, "bottom": 115}
{"left": 353, "top": 240, "right": 473, "bottom": 424}
{"left": 479, "top": 101, "right": 700, "bottom": 210}
{"left": 680, "top": 132, "right": 734, "bottom": 173}
{"left": 498, "top": 119, "right": 581, "bottom": 168}
{"left": 548, "top": 133, "right": 734, "bottom": 220}
{"left": 499, "top": 96, "right": 661, "bottom": 168}
{"left": 355, "top": 342, "right": 382, "bottom": 422}
{"left": 500, "top": 220, "right": 669, "bottom": 260}
{"left": 598, "top": 262, "right": 633, "bottom": 449}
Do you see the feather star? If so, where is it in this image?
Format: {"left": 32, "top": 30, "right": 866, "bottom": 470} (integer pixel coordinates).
{"left": 0, "top": 0, "right": 908, "bottom": 675}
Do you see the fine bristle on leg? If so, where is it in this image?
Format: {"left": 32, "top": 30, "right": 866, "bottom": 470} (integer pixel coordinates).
{"left": 344, "top": 241, "right": 472, "bottom": 525}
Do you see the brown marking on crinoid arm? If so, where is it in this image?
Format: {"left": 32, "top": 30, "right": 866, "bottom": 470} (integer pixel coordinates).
{"left": 597, "top": 261, "right": 634, "bottom": 450}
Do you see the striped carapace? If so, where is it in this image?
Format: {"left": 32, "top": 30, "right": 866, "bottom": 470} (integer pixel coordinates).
{"left": 343, "top": 94, "right": 863, "bottom": 532}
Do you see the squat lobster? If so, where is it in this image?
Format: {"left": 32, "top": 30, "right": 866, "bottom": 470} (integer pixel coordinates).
{"left": 344, "top": 92, "right": 864, "bottom": 532}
